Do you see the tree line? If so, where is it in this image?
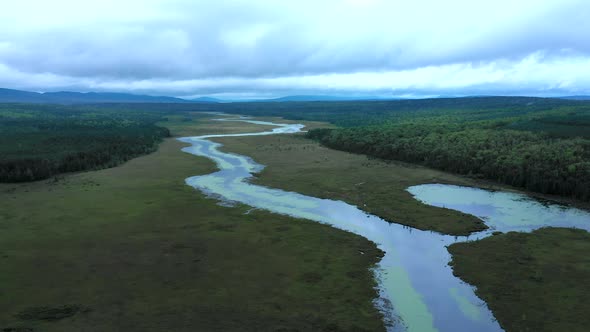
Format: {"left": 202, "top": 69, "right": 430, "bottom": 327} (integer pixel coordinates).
{"left": 0, "top": 105, "right": 170, "bottom": 182}
{"left": 307, "top": 123, "right": 590, "bottom": 202}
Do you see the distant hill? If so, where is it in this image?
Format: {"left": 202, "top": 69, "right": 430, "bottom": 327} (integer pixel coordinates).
{"left": 190, "top": 96, "right": 222, "bottom": 103}
{"left": 0, "top": 89, "right": 395, "bottom": 104}
{"left": 43, "top": 91, "right": 190, "bottom": 103}
{"left": 0, "top": 88, "right": 192, "bottom": 104}
{"left": 0, "top": 88, "right": 52, "bottom": 103}
{"left": 263, "top": 95, "right": 393, "bottom": 102}
{"left": 560, "top": 96, "right": 590, "bottom": 100}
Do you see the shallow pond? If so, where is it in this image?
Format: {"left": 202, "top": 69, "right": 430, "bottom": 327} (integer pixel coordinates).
{"left": 179, "top": 118, "right": 590, "bottom": 332}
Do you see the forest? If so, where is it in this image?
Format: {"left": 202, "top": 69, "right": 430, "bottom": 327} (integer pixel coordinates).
{"left": 0, "top": 104, "right": 170, "bottom": 182}
{"left": 89, "top": 96, "right": 588, "bottom": 127}
{"left": 300, "top": 98, "right": 590, "bottom": 202}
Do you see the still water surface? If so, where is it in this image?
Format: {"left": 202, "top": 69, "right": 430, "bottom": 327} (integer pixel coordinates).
{"left": 179, "top": 118, "right": 590, "bottom": 332}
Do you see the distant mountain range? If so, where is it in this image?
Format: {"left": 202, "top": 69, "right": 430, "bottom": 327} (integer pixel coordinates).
{"left": 2, "top": 87, "right": 589, "bottom": 104}
{"left": 190, "top": 96, "right": 223, "bottom": 103}
{"left": 189, "top": 95, "right": 392, "bottom": 103}
{"left": 0, "top": 88, "right": 205, "bottom": 104}
{"left": 259, "top": 95, "right": 394, "bottom": 102}
{"left": 559, "top": 96, "right": 590, "bottom": 100}
{"left": 0, "top": 88, "right": 399, "bottom": 104}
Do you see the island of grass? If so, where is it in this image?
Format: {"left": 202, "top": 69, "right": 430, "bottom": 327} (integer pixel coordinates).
{"left": 215, "top": 131, "right": 489, "bottom": 236}
{"left": 448, "top": 228, "right": 590, "bottom": 332}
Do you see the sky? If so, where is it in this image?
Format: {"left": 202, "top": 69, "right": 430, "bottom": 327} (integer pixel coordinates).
{"left": 0, "top": 0, "right": 589, "bottom": 99}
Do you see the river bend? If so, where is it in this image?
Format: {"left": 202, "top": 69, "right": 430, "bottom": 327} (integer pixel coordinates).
{"left": 179, "top": 117, "right": 590, "bottom": 332}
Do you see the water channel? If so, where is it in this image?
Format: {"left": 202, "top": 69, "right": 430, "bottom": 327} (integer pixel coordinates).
{"left": 178, "top": 117, "right": 590, "bottom": 332}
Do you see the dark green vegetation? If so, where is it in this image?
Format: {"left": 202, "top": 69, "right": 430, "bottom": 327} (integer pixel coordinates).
{"left": 301, "top": 98, "right": 590, "bottom": 202}
{"left": 16, "top": 306, "right": 89, "bottom": 322}
{"left": 308, "top": 125, "right": 590, "bottom": 202}
{"left": 88, "top": 96, "right": 586, "bottom": 125}
{"left": 1, "top": 117, "right": 385, "bottom": 332}
{"left": 0, "top": 104, "right": 170, "bottom": 182}
{"left": 449, "top": 228, "right": 590, "bottom": 332}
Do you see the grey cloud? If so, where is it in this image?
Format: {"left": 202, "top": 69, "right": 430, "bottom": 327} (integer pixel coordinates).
{"left": 0, "top": 0, "right": 589, "bottom": 97}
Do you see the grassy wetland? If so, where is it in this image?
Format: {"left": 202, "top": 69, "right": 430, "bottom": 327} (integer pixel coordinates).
{"left": 3, "top": 106, "right": 590, "bottom": 332}
{"left": 0, "top": 114, "right": 385, "bottom": 332}
{"left": 449, "top": 228, "right": 590, "bottom": 332}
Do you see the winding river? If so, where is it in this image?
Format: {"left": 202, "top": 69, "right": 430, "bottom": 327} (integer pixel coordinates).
{"left": 178, "top": 117, "right": 590, "bottom": 332}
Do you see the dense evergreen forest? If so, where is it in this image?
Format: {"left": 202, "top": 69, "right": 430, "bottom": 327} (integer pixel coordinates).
{"left": 89, "top": 96, "right": 589, "bottom": 127}
{"left": 296, "top": 98, "right": 590, "bottom": 202}
{"left": 0, "top": 104, "right": 170, "bottom": 182}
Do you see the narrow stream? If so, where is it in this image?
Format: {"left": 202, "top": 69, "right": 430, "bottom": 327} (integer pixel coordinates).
{"left": 179, "top": 118, "right": 590, "bottom": 332}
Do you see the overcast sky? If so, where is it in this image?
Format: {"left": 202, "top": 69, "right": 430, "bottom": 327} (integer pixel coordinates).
{"left": 1, "top": 0, "right": 589, "bottom": 99}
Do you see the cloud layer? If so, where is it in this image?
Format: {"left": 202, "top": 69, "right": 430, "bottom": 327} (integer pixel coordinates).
{"left": 1, "top": 0, "right": 589, "bottom": 98}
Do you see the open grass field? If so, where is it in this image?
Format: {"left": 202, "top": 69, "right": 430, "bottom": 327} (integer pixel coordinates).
{"left": 0, "top": 115, "right": 385, "bottom": 332}
{"left": 215, "top": 132, "right": 488, "bottom": 236}
{"left": 449, "top": 228, "right": 590, "bottom": 332}
{"left": 160, "top": 113, "right": 331, "bottom": 138}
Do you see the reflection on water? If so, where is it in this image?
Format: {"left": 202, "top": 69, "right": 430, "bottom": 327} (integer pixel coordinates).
{"left": 408, "top": 184, "right": 590, "bottom": 235}
{"left": 179, "top": 118, "right": 590, "bottom": 332}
